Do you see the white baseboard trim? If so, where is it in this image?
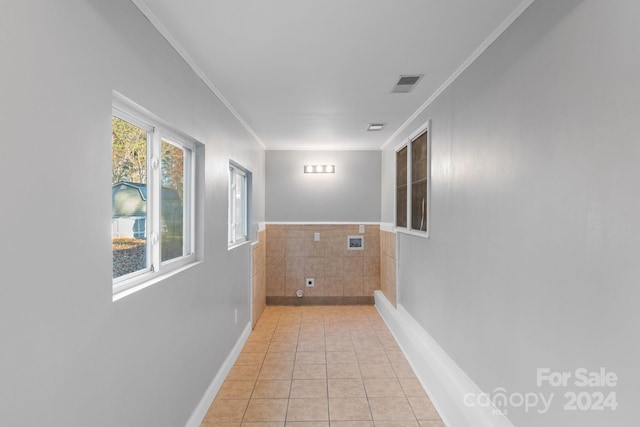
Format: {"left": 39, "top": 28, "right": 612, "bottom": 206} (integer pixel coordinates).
{"left": 185, "top": 321, "right": 252, "bottom": 427}
{"left": 374, "top": 291, "right": 513, "bottom": 427}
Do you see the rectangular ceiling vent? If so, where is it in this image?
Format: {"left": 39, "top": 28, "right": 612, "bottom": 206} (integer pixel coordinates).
{"left": 392, "top": 74, "right": 424, "bottom": 93}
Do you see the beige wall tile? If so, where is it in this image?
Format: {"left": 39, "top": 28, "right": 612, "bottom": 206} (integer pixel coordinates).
{"left": 286, "top": 258, "right": 305, "bottom": 277}
{"left": 343, "top": 225, "right": 359, "bottom": 235}
{"left": 363, "top": 257, "right": 379, "bottom": 277}
{"left": 265, "top": 224, "right": 382, "bottom": 299}
{"left": 363, "top": 276, "right": 380, "bottom": 296}
{"left": 364, "top": 224, "right": 380, "bottom": 235}
{"left": 324, "top": 257, "right": 344, "bottom": 277}
{"left": 364, "top": 237, "right": 379, "bottom": 258}
{"left": 267, "top": 280, "right": 285, "bottom": 297}
{"left": 324, "top": 277, "right": 344, "bottom": 296}
{"left": 305, "top": 257, "right": 325, "bottom": 277}
{"left": 344, "top": 258, "right": 363, "bottom": 278}
{"left": 286, "top": 226, "right": 307, "bottom": 238}
{"left": 267, "top": 237, "right": 286, "bottom": 258}
{"left": 267, "top": 256, "right": 285, "bottom": 274}
{"left": 344, "top": 278, "right": 364, "bottom": 297}
{"left": 305, "top": 240, "right": 325, "bottom": 257}
{"left": 303, "top": 287, "right": 326, "bottom": 297}
{"left": 379, "top": 231, "right": 397, "bottom": 306}
{"left": 267, "top": 224, "right": 287, "bottom": 238}
{"left": 286, "top": 238, "right": 306, "bottom": 257}
{"left": 323, "top": 225, "right": 346, "bottom": 238}
{"left": 389, "top": 233, "right": 396, "bottom": 259}
{"left": 324, "top": 237, "right": 345, "bottom": 257}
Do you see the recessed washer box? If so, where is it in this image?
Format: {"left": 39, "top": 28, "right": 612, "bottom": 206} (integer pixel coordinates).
{"left": 347, "top": 235, "right": 364, "bottom": 250}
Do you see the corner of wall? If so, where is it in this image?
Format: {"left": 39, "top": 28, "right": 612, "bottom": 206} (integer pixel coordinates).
{"left": 379, "top": 224, "right": 397, "bottom": 307}
{"left": 252, "top": 229, "right": 267, "bottom": 328}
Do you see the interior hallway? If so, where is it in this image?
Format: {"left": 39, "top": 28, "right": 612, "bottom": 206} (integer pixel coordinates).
{"left": 201, "top": 306, "right": 444, "bottom": 426}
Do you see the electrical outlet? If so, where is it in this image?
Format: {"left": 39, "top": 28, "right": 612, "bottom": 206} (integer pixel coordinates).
{"left": 306, "top": 278, "right": 315, "bottom": 287}
{"left": 314, "top": 232, "right": 320, "bottom": 241}
{"left": 359, "top": 224, "right": 365, "bottom": 233}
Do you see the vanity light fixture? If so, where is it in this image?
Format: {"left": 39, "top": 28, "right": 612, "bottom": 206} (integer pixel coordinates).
{"left": 304, "top": 164, "right": 335, "bottom": 174}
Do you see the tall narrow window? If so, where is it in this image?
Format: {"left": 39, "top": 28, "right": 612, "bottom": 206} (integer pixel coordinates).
{"left": 395, "top": 123, "right": 430, "bottom": 236}
{"left": 112, "top": 116, "right": 151, "bottom": 279}
{"left": 112, "top": 95, "right": 199, "bottom": 297}
{"left": 161, "top": 140, "right": 186, "bottom": 262}
{"left": 229, "top": 161, "right": 251, "bottom": 247}
{"left": 411, "top": 130, "right": 428, "bottom": 232}
{"left": 396, "top": 146, "right": 408, "bottom": 228}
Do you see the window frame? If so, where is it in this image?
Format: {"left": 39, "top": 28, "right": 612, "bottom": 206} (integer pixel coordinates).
{"left": 112, "top": 94, "right": 199, "bottom": 299}
{"left": 228, "top": 160, "right": 251, "bottom": 248}
{"left": 395, "top": 120, "right": 431, "bottom": 238}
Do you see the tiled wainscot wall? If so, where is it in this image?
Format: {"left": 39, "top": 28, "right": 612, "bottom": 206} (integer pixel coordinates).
{"left": 251, "top": 229, "right": 266, "bottom": 327}
{"left": 266, "top": 224, "right": 380, "bottom": 305}
{"left": 379, "top": 229, "right": 397, "bottom": 307}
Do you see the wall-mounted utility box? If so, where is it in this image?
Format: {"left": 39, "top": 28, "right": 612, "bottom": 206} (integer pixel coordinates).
{"left": 347, "top": 235, "right": 364, "bottom": 250}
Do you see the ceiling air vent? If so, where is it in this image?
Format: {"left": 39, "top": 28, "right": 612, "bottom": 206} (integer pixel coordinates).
{"left": 392, "top": 74, "right": 424, "bottom": 93}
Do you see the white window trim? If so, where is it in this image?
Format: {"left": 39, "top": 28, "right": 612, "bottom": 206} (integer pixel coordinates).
{"left": 112, "top": 92, "right": 200, "bottom": 300}
{"left": 395, "top": 119, "right": 431, "bottom": 239}
{"left": 228, "top": 160, "right": 251, "bottom": 249}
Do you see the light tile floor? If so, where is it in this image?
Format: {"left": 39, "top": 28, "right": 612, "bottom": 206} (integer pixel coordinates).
{"left": 201, "top": 305, "right": 445, "bottom": 427}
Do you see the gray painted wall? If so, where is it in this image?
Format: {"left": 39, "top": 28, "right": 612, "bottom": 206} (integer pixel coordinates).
{"left": 381, "top": 1, "right": 638, "bottom": 426}
{"left": 266, "top": 150, "right": 381, "bottom": 222}
{"left": 0, "top": 1, "right": 264, "bottom": 426}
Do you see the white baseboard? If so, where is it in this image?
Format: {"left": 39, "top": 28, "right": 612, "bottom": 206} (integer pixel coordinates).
{"left": 374, "top": 291, "right": 513, "bottom": 427}
{"left": 185, "top": 321, "right": 252, "bottom": 427}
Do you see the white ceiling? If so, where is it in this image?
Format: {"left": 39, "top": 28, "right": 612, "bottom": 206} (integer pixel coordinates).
{"left": 132, "top": 0, "right": 532, "bottom": 150}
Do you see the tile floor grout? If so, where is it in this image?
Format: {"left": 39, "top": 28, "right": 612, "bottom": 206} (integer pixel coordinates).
{"left": 202, "top": 305, "right": 445, "bottom": 427}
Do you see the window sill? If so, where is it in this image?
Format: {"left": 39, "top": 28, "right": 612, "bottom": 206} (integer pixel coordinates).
{"left": 396, "top": 227, "right": 430, "bottom": 239}
{"left": 228, "top": 239, "right": 251, "bottom": 251}
{"left": 112, "top": 259, "right": 202, "bottom": 302}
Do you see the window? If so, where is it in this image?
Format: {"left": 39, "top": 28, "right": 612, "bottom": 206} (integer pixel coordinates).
{"left": 396, "top": 145, "right": 408, "bottom": 228}
{"left": 396, "top": 123, "right": 430, "bottom": 236}
{"left": 112, "top": 95, "right": 198, "bottom": 297}
{"left": 229, "top": 161, "right": 251, "bottom": 247}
